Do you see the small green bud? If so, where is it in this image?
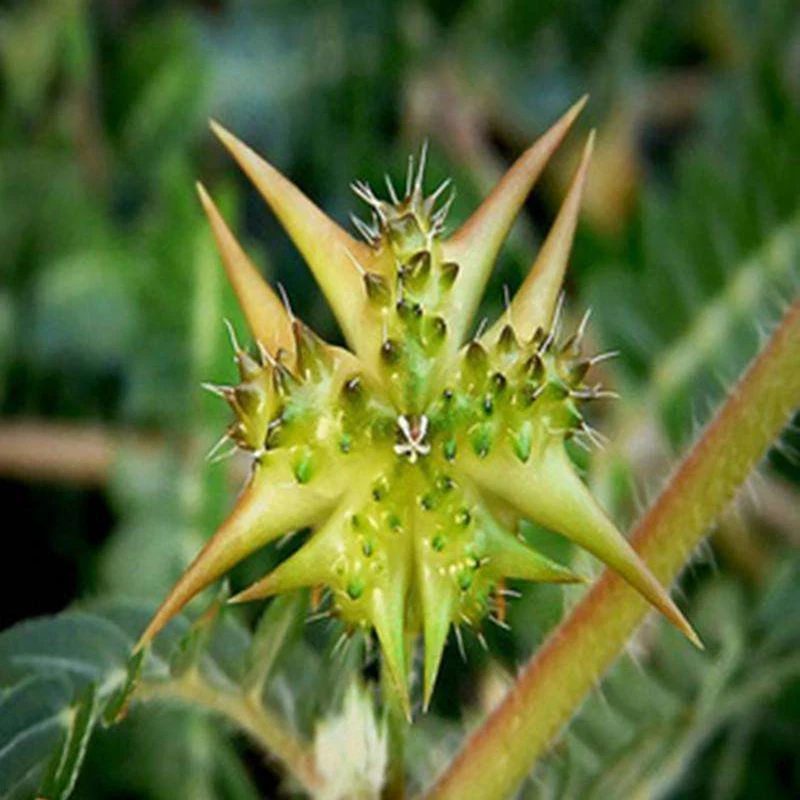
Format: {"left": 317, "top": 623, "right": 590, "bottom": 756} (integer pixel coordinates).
{"left": 519, "top": 382, "right": 543, "bottom": 407}
{"left": 423, "top": 316, "right": 448, "bottom": 352}
{"left": 364, "top": 272, "right": 391, "bottom": 306}
{"left": 440, "top": 260, "right": 459, "bottom": 288}
{"left": 436, "top": 474, "right": 455, "bottom": 493}
{"left": 235, "top": 350, "right": 262, "bottom": 382}
{"left": 403, "top": 250, "right": 432, "bottom": 290}
{"left": 293, "top": 321, "right": 330, "bottom": 381}
{"left": 294, "top": 453, "right": 313, "bottom": 484}
{"left": 491, "top": 372, "right": 507, "bottom": 393}
{"left": 341, "top": 374, "right": 364, "bottom": 403}
{"left": 380, "top": 338, "right": 402, "bottom": 364}
{"left": 395, "top": 298, "right": 412, "bottom": 320}
{"left": 497, "top": 324, "right": 518, "bottom": 353}
{"left": 513, "top": 421, "right": 533, "bottom": 463}
{"left": 466, "top": 340, "right": 488, "bottom": 370}
{"left": 564, "top": 359, "right": 591, "bottom": 384}
{"left": 471, "top": 425, "right": 492, "bottom": 458}
{"left": 387, "top": 213, "right": 426, "bottom": 254}
{"left": 372, "top": 477, "right": 389, "bottom": 501}
{"left": 530, "top": 326, "right": 545, "bottom": 349}
{"left": 523, "top": 353, "right": 545, "bottom": 382}
{"left": 455, "top": 507, "right": 472, "bottom": 527}
{"left": 346, "top": 579, "right": 365, "bottom": 600}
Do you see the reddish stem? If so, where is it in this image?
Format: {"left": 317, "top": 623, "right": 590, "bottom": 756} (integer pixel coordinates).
{"left": 424, "top": 298, "right": 800, "bottom": 800}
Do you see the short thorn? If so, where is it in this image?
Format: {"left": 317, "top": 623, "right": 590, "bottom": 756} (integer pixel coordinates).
{"left": 223, "top": 318, "right": 241, "bottom": 353}
{"left": 205, "top": 432, "right": 231, "bottom": 462}
{"left": 415, "top": 140, "right": 429, "bottom": 196}
{"left": 590, "top": 350, "right": 621, "bottom": 366}
{"left": 331, "top": 631, "right": 349, "bottom": 658}
{"left": 427, "top": 177, "right": 453, "bottom": 209}
{"left": 208, "top": 442, "right": 239, "bottom": 465}
{"left": 351, "top": 213, "right": 378, "bottom": 244}
{"left": 343, "top": 247, "right": 367, "bottom": 276}
{"left": 257, "top": 341, "right": 278, "bottom": 368}
{"left": 276, "top": 283, "right": 295, "bottom": 321}
{"left": 542, "top": 292, "right": 566, "bottom": 351}
{"left": 306, "top": 610, "right": 332, "bottom": 625}
{"left": 576, "top": 308, "right": 592, "bottom": 342}
{"left": 431, "top": 189, "right": 456, "bottom": 233}
{"left": 570, "top": 386, "right": 620, "bottom": 401}
{"left": 201, "top": 382, "right": 232, "bottom": 399}
{"left": 581, "top": 421, "right": 609, "bottom": 448}
{"left": 454, "top": 625, "right": 467, "bottom": 661}
{"left": 488, "top": 614, "right": 511, "bottom": 632}
{"left": 385, "top": 173, "right": 399, "bottom": 204}
{"left": 351, "top": 180, "right": 380, "bottom": 209}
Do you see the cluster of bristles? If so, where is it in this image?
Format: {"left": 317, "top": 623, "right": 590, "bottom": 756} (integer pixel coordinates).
{"left": 347, "top": 147, "right": 466, "bottom": 411}
{"left": 349, "top": 143, "right": 455, "bottom": 248}
{"left": 429, "top": 303, "right": 619, "bottom": 464}
{"left": 134, "top": 100, "right": 700, "bottom": 717}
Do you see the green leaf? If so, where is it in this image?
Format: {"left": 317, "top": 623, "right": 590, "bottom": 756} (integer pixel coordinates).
{"left": 83, "top": 707, "right": 261, "bottom": 800}
{"left": 169, "top": 584, "right": 230, "bottom": 680}
{"left": 0, "top": 600, "right": 251, "bottom": 800}
{"left": 243, "top": 593, "right": 305, "bottom": 700}
{"left": 0, "top": 676, "right": 70, "bottom": 800}
{"left": 527, "top": 566, "right": 800, "bottom": 798}
{"left": 101, "top": 651, "right": 145, "bottom": 726}
{"left": 38, "top": 683, "right": 98, "bottom": 800}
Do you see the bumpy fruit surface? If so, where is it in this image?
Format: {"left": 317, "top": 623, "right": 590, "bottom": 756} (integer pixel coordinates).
{"left": 135, "top": 98, "right": 699, "bottom": 713}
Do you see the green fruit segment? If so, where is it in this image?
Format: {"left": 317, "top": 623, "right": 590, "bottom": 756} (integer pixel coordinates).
{"left": 137, "top": 99, "right": 701, "bottom": 710}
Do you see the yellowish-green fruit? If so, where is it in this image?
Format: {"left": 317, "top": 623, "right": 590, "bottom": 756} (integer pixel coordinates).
{"left": 135, "top": 97, "right": 700, "bottom": 717}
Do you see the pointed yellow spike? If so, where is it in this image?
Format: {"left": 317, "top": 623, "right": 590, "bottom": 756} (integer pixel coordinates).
{"left": 196, "top": 183, "right": 295, "bottom": 360}
{"left": 482, "top": 519, "right": 586, "bottom": 584}
{"left": 419, "top": 573, "right": 456, "bottom": 712}
{"left": 415, "top": 529, "right": 458, "bottom": 710}
{"left": 464, "top": 446, "right": 702, "bottom": 648}
{"left": 134, "top": 463, "right": 344, "bottom": 652}
{"left": 371, "top": 577, "right": 411, "bottom": 720}
{"left": 229, "top": 517, "right": 344, "bottom": 604}
{"left": 490, "top": 131, "right": 595, "bottom": 344}
{"left": 442, "top": 95, "right": 588, "bottom": 344}
{"left": 209, "top": 121, "right": 376, "bottom": 356}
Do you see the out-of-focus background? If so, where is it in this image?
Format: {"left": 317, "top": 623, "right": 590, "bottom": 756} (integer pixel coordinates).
{"left": 0, "top": 1, "right": 798, "bottom": 798}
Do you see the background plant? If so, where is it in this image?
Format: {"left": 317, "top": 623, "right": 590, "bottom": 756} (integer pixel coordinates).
{"left": 0, "top": 1, "right": 798, "bottom": 798}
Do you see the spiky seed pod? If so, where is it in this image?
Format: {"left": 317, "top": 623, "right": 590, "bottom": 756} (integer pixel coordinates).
{"left": 135, "top": 97, "right": 701, "bottom": 717}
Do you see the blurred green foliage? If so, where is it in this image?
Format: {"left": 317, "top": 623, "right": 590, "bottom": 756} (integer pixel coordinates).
{"left": 0, "top": 0, "right": 798, "bottom": 798}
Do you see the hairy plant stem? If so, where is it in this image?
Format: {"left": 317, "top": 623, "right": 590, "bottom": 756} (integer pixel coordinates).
{"left": 424, "top": 297, "right": 800, "bottom": 800}
{"left": 136, "top": 672, "right": 322, "bottom": 795}
{"left": 381, "top": 641, "right": 412, "bottom": 799}
{"left": 382, "top": 695, "right": 407, "bottom": 799}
